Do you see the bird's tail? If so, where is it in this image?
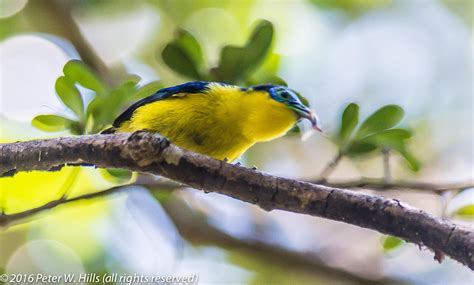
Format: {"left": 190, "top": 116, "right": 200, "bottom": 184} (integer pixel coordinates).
{"left": 101, "top": 127, "right": 116, "bottom": 134}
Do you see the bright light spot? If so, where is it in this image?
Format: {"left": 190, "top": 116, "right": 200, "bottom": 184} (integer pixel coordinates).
{"left": 0, "top": 35, "right": 70, "bottom": 121}
{"left": 6, "top": 239, "right": 85, "bottom": 275}
{"left": 75, "top": 5, "right": 160, "bottom": 65}
{"left": 0, "top": 0, "right": 27, "bottom": 18}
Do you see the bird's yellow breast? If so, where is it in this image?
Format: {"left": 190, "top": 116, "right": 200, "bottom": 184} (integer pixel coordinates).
{"left": 117, "top": 84, "right": 297, "bottom": 161}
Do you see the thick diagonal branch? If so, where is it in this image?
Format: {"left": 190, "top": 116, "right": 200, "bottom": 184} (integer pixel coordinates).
{"left": 0, "top": 132, "right": 472, "bottom": 269}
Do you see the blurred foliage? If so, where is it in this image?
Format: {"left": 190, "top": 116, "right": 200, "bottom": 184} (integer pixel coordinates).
{"left": 229, "top": 250, "right": 344, "bottom": 285}
{"left": 333, "top": 103, "right": 420, "bottom": 172}
{"left": 382, "top": 235, "right": 405, "bottom": 253}
{"left": 161, "top": 19, "right": 284, "bottom": 86}
{"left": 452, "top": 204, "right": 474, "bottom": 219}
{"left": 311, "top": 0, "right": 392, "bottom": 16}
{"left": 31, "top": 60, "right": 163, "bottom": 135}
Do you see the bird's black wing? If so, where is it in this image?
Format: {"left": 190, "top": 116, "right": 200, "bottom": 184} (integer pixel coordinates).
{"left": 112, "top": 81, "right": 212, "bottom": 128}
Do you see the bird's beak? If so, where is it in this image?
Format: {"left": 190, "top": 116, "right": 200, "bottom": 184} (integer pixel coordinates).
{"left": 292, "top": 105, "right": 322, "bottom": 132}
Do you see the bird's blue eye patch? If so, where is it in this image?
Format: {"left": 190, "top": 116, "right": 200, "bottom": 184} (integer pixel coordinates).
{"left": 270, "top": 87, "right": 301, "bottom": 104}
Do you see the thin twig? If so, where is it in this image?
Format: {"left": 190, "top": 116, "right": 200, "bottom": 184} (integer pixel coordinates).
{"left": 314, "top": 178, "right": 474, "bottom": 193}
{"left": 0, "top": 186, "right": 128, "bottom": 228}
{"left": 382, "top": 148, "right": 392, "bottom": 184}
{"left": 318, "top": 151, "right": 343, "bottom": 182}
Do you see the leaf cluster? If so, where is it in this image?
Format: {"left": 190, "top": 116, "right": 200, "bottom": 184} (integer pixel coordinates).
{"left": 334, "top": 103, "right": 420, "bottom": 171}
{"left": 32, "top": 60, "right": 163, "bottom": 135}
{"left": 161, "top": 20, "right": 283, "bottom": 86}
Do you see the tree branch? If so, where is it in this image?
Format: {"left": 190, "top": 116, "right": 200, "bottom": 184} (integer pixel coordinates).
{"left": 0, "top": 132, "right": 472, "bottom": 269}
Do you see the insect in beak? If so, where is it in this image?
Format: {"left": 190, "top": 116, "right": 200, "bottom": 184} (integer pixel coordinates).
{"left": 292, "top": 105, "right": 323, "bottom": 132}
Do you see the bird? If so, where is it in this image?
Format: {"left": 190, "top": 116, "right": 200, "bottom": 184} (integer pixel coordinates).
{"left": 102, "top": 81, "right": 321, "bottom": 162}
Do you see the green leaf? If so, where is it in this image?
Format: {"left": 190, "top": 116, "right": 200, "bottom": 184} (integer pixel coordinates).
{"left": 364, "top": 128, "right": 411, "bottom": 142}
{"left": 105, "top": 168, "right": 132, "bottom": 181}
{"left": 361, "top": 128, "right": 411, "bottom": 149}
{"left": 133, "top": 81, "right": 163, "bottom": 100}
{"left": 162, "top": 43, "right": 202, "bottom": 79}
{"left": 382, "top": 235, "right": 404, "bottom": 252}
{"left": 150, "top": 187, "right": 174, "bottom": 203}
{"left": 87, "top": 80, "right": 138, "bottom": 133}
{"left": 338, "top": 103, "right": 359, "bottom": 146}
{"left": 161, "top": 30, "right": 204, "bottom": 80}
{"left": 175, "top": 29, "right": 204, "bottom": 68}
{"left": 63, "top": 60, "right": 106, "bottom": 94}
{"left": 32, "top": 115, "right": 74, "bottom": 132}
{"left": 360, "top": 128, "right": 419, "bottom": 171}
{"left": 392, "top": 143, "right": 420, "bottom": 172}
{"left": 55, "top": 76, "right": 84, "bottom": 118}
{"left": 453, "top": 204, "right": 474, "bottom": 218}
{"left": 286, "top": 125, "right": 301, "bottom": 136}
{"left": 356, "top": 105, "right": 404, "bottom": 139}
{"left": 344, "top": 141, "right": 377, "bottom": 156}
{"left": 218, "top": 20, "right": 273, "bottom": 83}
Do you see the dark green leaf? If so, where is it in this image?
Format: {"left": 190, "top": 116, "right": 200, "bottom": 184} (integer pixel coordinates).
{"left": 356, "top": 105, "right": 404, "bottom": 139}
{"left": 364, "top": 128, "right": 411, "bottom": 142}
{"left": 360, "top": 128, "right": 419, "bottom": 171}
{"left": 55, "top": 76, "right": 84, "bottom": 118}
{"left": 63, "top": 60, "right": 106, "bottom": 94}
{"left": 218, "top": 20, "right": 273, "bottom": 83}
{"left": 286, "top": 125, "right": 301, "bottom": 136}
{"left": 150, "top": 188, "right": 174, "bottom": 203}
{"left": 32, "top": 115, "right": 74, "bottom": 132}
{"left": 382, "top": 235, "right": 404, "bottom": 252}
{"left": 87, "top": 80, "right": 138, "bottom": 133}
{"left": 344, "top": 141, "right": 377, "bottom": 156}
{"left": 162, "top": 43, "right": 202, "bottom": 79}
{"left": 104, "top": 168, "right": 133, "bottom": 182}
{"left": 175, "top": 29, "right": 204, "bottom": 68}
{"left": 338, "top": 103, "right": 359, "bottom": 146}
{"left": 390, "top": 143, "right": 420, "bottom": 172}
{"left": 453, "top": 204, "right": 474, "bottom": 218}
{"left": 246, "top": 19, "right": 274, "bottom": 58}
{"left": 161, "top": 29, "right": 203, "bottom": 80}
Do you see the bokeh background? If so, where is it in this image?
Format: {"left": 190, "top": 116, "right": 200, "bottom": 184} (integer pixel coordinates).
{"left": 0, "top": 0, "right": 473, "bottom": 284}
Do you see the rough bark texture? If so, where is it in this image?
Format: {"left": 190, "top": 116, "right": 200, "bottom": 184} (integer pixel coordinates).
{"left": 1, "top": 132, "right": 472, "bottom": 269}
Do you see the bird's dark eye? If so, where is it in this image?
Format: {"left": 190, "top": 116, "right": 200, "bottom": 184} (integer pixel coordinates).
{"left": 281, "top": 92, "right": 289, "bottom": 99}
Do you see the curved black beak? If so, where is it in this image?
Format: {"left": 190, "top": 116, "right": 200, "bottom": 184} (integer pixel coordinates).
{"left": 291, "top": 105, "right": 322, "bottom": 132}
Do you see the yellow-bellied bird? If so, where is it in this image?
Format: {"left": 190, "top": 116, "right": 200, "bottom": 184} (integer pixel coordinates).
{"left": 103, "top": 82, "right": 321, "bottom": 161}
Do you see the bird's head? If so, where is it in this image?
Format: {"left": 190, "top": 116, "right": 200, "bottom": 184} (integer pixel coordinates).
{"left": 255, "top": 85, "right": 322, "bottom": 132}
